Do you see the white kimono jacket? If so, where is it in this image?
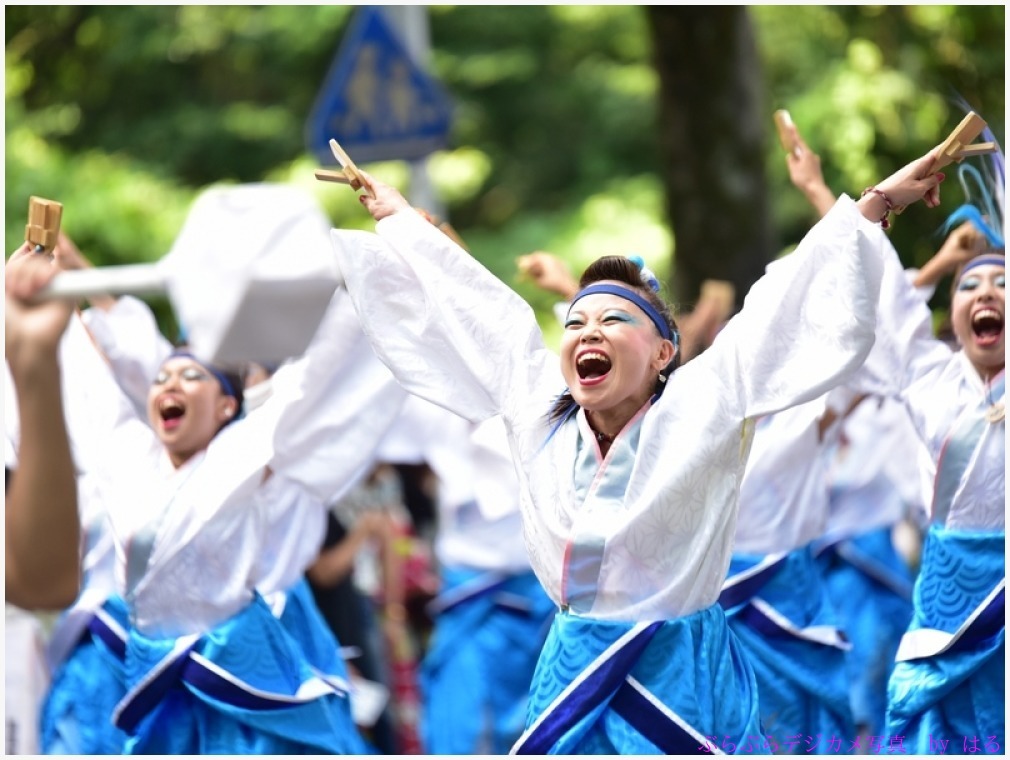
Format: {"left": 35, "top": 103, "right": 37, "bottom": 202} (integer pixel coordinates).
{"left": 869, "top": 248, "right": 1005, "bottom": 529}
{"left": 59, "top": 290, "right": 406, "bottom": 639}
{"left": 330, "top": 196, "right": 891, "bottom": 622}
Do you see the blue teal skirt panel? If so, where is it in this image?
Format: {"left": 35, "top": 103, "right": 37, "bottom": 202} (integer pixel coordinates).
{"left": 40, "top": 596, "right": 131, "bottom": 754}
{"left": 117, "top": 593, "right": 370, "bottom": 755}
{"left": 420, "top": 566, "right": 554, "bottom": 754}
{"left": 885, "top": 527, "right": 1004, "bottom": 754}
{"left": 517, "top": 604, "right": 767, "bottom": 755}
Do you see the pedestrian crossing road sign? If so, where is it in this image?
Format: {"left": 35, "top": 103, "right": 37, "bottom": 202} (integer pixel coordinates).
{"left": 306, "top": 6, "right": 455, "bottom": 165}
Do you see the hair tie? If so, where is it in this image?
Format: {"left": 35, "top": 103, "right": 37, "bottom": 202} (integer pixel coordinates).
{"left": 626, "top": 254, "right": 661, "bottom": 293}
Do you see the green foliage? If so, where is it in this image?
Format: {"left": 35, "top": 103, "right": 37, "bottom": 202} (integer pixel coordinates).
{"left": 5, "top": 6, "right": 1004, "bottom": 340}
{"left": 754, "top": 4, "right": 1005, "bottom": 317}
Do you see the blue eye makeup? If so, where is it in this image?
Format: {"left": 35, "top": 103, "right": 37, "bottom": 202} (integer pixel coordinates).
{"left": 957, "top": 276, "right": 981, "bottom": 292}
{"left": 602, "top": 310, "right": 637, "bottom": 325}
{"left": 957, "top": 272, "right": 1006, "bottom": 292}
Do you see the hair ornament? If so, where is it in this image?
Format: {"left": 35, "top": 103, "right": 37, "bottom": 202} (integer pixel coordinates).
{"left": 941, "top": 119, "right": 1004, "bottom": 251}
{"left": 945, "top": 163, "right": 1005, "bottom": 249}
{"left": 626, "top": 253, "right": 661, "bottom": 293}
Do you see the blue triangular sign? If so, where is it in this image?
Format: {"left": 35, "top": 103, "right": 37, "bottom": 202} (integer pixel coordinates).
{"left": 306, "top": 6, "right": 454, "bottom": 165}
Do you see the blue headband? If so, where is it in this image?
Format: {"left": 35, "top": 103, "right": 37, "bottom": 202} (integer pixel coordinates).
{"left": 570, "top": 283, "right": 674, "bottom": 343}
{"left": 959, "top": 254, "right": 1006, "bottom": 279}
{"left": 168, "top": 350, "right": 240, "bottom": 400}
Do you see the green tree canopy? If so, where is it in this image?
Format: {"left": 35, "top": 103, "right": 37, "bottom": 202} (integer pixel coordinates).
{"left": 6, "top": 6, "right": 1004, "bottom": 343}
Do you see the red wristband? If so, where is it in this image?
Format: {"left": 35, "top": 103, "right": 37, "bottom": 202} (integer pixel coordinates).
{"left": 861, "top": 186, "right": 893, "bottom": 230}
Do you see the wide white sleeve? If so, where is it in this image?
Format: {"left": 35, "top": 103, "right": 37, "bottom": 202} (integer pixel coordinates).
{"left": 80, "top": 296, "right": 174, "bottom": 415}
{"left": 330, "top": 210, "right": 563, "bottom": 428}
{"left": 861, "top": 248, "right": 953, "bottom": 397}
{"left": 692, "top": 195, "right": 886, "bottom": 419}
{"left": 55, "top": 315, "right": 159, "bottom": 477}
{"left": 902, "top": 268, "right": 938, "bottom": 303}
{"left": 259, "top": 289, "right": 409, "bottom": 506}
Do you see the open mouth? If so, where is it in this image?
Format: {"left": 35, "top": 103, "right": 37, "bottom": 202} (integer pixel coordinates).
{"left": 971, "top": 308, "right": 1004, "bottom": 347}
{"left": 576, "top": 351, "right": 612, "bottom": 385}
{"left": 159, "top": 398, "right": 186, "bottom": 431}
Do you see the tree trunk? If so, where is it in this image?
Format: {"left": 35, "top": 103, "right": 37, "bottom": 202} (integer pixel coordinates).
{"left": 647, "top": 7, "right": 774, "bottom": 312}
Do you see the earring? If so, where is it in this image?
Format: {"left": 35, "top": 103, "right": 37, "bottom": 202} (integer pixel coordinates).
{"left": 224, "top": 407, "right": 234, "bottom": 417}
{"left": 657, "top": 372, "right": 667, "bottom": 384}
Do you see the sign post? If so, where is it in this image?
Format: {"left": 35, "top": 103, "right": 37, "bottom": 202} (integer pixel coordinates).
{"left": 384, "top": 6, "right": 445, "bottom": 218}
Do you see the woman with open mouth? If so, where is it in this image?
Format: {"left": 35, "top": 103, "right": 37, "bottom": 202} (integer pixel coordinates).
{"left": 98, "top": 308, "right": 405, "bottom": 754}
{"left": 871, "top": 150, "right": 1005, "bottom": 753}
{"left": 330, "top": 147, "right": 944, "bottom": 755}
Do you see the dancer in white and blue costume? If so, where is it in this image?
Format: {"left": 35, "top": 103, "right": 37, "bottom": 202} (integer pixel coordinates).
{"left": 814, "top": 393, "right": 924, "bottom": 738}
{"left": 34, "top": 268, "right": 358, "bottom": 752}
{"left": 378, "top": 396, "right": 555, "bottom": 753}
{"left": 723, "top": 393, "right": 857, "bottom": 749}
{"left": 99, "top": 307, "right": 403, "bottom": 753}
{"left": 869, "top": 155, "right": 1005, "bottom": 751}
{"left": 328, "top": 154, "right": 943, "bottom": 754}
{"left": 41, "top": 185, "right": 409, "bottom": 753}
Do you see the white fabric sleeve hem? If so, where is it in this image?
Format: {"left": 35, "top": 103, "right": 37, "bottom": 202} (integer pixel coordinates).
{"left": 689, "top": 194, "right": 886, "bottom": 420}
{"left": 333, "top": 211, "right": 563, "bottom": 429}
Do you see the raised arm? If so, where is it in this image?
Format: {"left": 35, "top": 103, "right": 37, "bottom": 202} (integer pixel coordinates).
{"left": 697, "top": 147, "right": 945, "bottom": 419}
{"left": 332, "top": 172, "right": 563, "bottom": 427}
{"left": 5, "top": 247, "right": 80, "bottom": 610}
{"left": 783, "top": 121, "right": 838, "bottom": 219}
{"left": 784, "top": 142, "right": 965, "bottom": 398}
{"left": 516, "top": 251, "right": 580, "bottom": 300}
{"left": 677, "top": 279, "right": 736, "bottom": 363}
{"left": 858, "top": 221, "right": 984, "bottom": 401}
{"left": 52, "top": 231, "right": 176, "bottom": 420}
{"left": 78, "top": 295, "right": 174, "bottom": 415}
{"left": 912, "top": 221, "right": 988, "bottom": 290}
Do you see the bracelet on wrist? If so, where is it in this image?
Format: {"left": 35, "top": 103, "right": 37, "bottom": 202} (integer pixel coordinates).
{"left": 861, "top": 186, "right": 893, "bottom": 230}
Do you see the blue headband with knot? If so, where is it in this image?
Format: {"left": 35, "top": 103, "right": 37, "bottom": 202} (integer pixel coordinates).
{"left": 168, "top": 350, "right": 241, "bottom": 401}
{"left": 570, "top": 283, "right": 675, "bottom": 344}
